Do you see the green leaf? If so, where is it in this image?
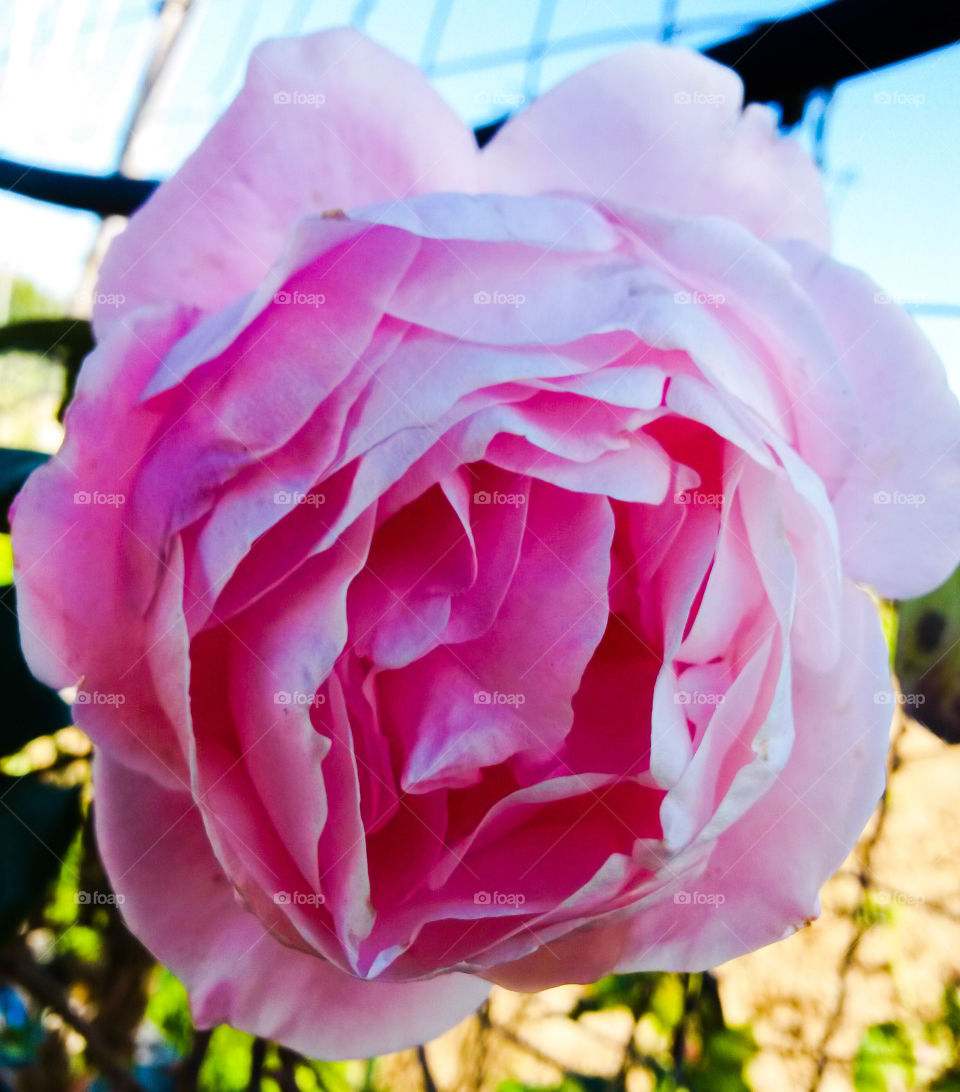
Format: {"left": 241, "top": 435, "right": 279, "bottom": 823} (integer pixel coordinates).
{"left": 146, "top": 968, "right": 193, "bottom": 1057}
{"left": 0, "top": 535, "right": 12, "bottom": 585}
{"left": 854, "top": 1021, "right": 915, "bottom": 1092}
{"left": 198, "top": 1026, "right": 257, "bottom": 1092}
{"left": 650, "top": 975, "right": 685, "bottom": 1032}
{"left": 571, "top": 972, "right": 662, "bottom": 1020}
{"left": 0, "top": 448, "right": 48, "bottom": 532}
{"left": 685, "top": 1026, "right": 757, "bottom": 1092}
{"left": 0, "top": 774, "right": 82, "bottom": 939}
{"left": 0, "top": 584, "right": 72, "bottom": 756}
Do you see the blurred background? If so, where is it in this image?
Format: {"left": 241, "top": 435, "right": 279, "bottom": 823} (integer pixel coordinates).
{"left": 1, "top": 2, "right": 959, "bottom": 1090}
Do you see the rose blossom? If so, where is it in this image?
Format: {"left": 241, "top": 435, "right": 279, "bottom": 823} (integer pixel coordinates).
{"left": 12, "top": 31, "right": 960, "bottom": 1058}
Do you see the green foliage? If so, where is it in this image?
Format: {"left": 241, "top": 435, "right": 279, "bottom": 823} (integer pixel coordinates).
{"left": 199, "top": 1026, "right": 258, "bottom": 1091}
{"left": 5, "top": 279, "right": 64, "bottom": 321}
{"left": 684, "top": 1025, "right": 757, "bottom": 1092}
{"left": 857, "top": 893, "right": 895, "bottom": 928}
{"left": 499, "top": 1079, "right": 593, "bottom": 1092}
{"left": 571, "top": 972, "right": 664, "bottom": 1021}
{"left": 0, "top": 533, "right": 12, "bottom": 584}
{"left": 572, "top": 973, "right": 756, "bottom": 1091}
{"left": 147, "top": 967, "right": 194, "bottom": 1058}
{"left": 854, "top": 1022, "right": 916, "bottom": 1092}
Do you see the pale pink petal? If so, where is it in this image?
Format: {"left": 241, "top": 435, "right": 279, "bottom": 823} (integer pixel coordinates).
{"left": 95, "top": 31, "right": 478, "bottom": 334}
{"left": 481, "top": 45, "right": 829, "bottom": 247}
{"left": 11, "top": 306, "right": 196, "bottom": 787}
{"left": 778, "top": 240, "right": 960, "bottom": 598}
{"left": 93, "top": 753, "right": 490, "bottom": 1059}
{"left": 619, "top": 580, "right": 891, "bottom": 970}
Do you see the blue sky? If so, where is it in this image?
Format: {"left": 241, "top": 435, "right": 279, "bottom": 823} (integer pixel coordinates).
{"left": 1, "top": 0, "right": 958, "bottom": 388}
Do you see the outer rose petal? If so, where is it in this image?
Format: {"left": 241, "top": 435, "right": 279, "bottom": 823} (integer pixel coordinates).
{"left": 94, "top": 753, "right": 490, "bottom": 1059}
{"left": 777, "top": 240, "right": 960, "bottom": 599}
{"left": 10, "top": 305, "right": 196, "bottom": 787}
{"left": 618, "top": 581, "right": 891, "bottom": 970}
{"left": 481, "top": 44, "right": 829, "bottom": 248}
{"left": 94, "top": 30, "right": 478, "bottom": 336}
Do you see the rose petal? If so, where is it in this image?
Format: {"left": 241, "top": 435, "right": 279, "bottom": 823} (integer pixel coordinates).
{"left": 481, "top": 44, "right": 829, "bottom": 247}
{"left": 95, "top": 30, "right": 477, "bottom": 334}
{"left": 94, "top": 753, "right": 490, "bottom": 1059}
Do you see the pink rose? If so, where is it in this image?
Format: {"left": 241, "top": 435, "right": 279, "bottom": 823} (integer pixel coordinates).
{"left": 12, "top": 31, "right": 960, "bottom": 1058}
